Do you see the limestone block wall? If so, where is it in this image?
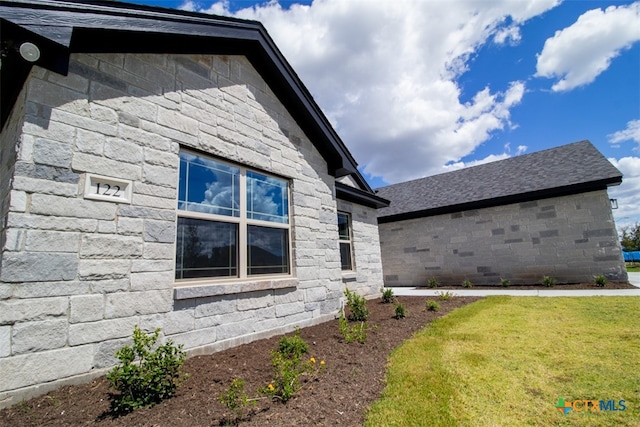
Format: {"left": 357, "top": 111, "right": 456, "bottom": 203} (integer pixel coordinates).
{"left": 0, "top": 53, "right": 382, "bottom": 406}
{"left": 379, "top": 191, "right": 628, "bottom": 287}
{"left": 337, "top": 200, "right": 385, "bottom": 297}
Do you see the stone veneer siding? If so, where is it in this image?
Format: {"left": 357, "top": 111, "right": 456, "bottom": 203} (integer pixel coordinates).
{"left": 379, "top": 190, "right": 627, "bottom": 287}
{"left": 0, "top": 53, "right": 384, "bottom": 406}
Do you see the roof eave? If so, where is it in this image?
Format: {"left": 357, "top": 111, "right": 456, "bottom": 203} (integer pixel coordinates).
{"left": 378, "top": 177, "right": 621, "bottom": 223}
{"left": 336, "top": 182, "right": 390, "bottom": 209}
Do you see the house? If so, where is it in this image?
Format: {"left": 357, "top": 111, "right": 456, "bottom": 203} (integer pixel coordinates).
{"left": 376, "top": 140, "right": 628, "bottom": 287}
{"left": 0, "top": 0, "right": 388, "bottom": 406}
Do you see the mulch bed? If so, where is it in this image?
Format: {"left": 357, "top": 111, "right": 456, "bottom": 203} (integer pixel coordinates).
{"left": 420, "top": 281, "right": 638, "bottom": 290}
{"left": 0, "top": 296, "right": 480, "bottom": 427}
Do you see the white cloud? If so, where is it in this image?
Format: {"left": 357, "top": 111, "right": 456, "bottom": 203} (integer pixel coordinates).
{"left": 608, "top": 119, "right": 640, "bottom": 150}
{"left": 181, "top": 0, "right": 559, "bottom": 184}
{"left": 535, "top": 2, "right": 640, "bottom": 92}
{"left": 608, "top": 157, "right": 640, "bottom": 230}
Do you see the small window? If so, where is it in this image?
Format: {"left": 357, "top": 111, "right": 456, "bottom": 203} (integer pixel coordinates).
{"left": 176, "top": 151, "right": 291, "bottom": 281}
{"left": 338, "top": 212, "right": 353, "bottom": 271}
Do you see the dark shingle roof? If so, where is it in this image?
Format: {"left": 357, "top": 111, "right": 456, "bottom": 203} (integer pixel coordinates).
{"left": 376, "top": 140, "right": 622, "bottom": 222}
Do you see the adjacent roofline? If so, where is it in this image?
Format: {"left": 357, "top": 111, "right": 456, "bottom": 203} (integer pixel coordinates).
{"left": 0, "top": 0, "right": 368, "bottom": 184}
{"left": 336, "top": 182, "right": 389, "bottom": 209}
{"left": 378, "top": 177, "right": 620, "bottom": 223}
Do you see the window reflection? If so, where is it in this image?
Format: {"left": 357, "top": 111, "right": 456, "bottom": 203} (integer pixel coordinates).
{"left": 247, "top": 225, "right": 289, "bottom": 275}
{"left": 175, "top": 217, "right": 238, "bottom": 279}
{"left": 178, "top": 152, "right": 240, "bottom": 217}
{"left": 247, "top": 171, "right": 289, "bottom": 223}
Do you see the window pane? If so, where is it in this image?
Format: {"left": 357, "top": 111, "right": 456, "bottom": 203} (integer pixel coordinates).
{"left": 175, "top": 217, "right": 238, "bottom": 279}
{"left": 340, "top": 242, "right": 353, "bottom": 271}
{"left": 178, "top": 152, "right": 240, "bottom": 217}
{"left": 338, "top": 212, "right": 350, "bottom": 240}
{"left": 247, "top": 225, "right": 289, "bottom": 275}
{"left": 246, "top": 171, "right": 289, "bottom": 223}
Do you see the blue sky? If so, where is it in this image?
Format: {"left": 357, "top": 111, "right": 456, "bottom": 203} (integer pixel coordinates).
{"left": 130, "top": 0, "right": 639, "bottom": 230}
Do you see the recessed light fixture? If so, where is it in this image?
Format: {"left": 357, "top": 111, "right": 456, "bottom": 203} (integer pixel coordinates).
{"left": 19, "top": 42, "right": 40, "bottom": 62}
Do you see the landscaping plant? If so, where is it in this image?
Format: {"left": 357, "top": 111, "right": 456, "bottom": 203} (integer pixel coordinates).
{"left": 426, "top": 277, "right": 438, "bottom": 288}
{"left": 107, "top": 326, "right": 187, "bottom": 413}
{"left": 462, "top": 279, "right": 473, "bottom": 288}
{"left": 594, "top": 274, "right": 607, "bottom": 287}
{"left": 262, "top": 329, "right": 325, "bottom": 403}
{"left": 394, "top": 303, "right": 406, "bottom": 319}
{"left": 542, "top": 275, "right": 555, "bottom": 287}
{"left": 500, "top": 278, "right": 510, "bottom": 287}
{"left": 218, "top": 378, "right": 256, "bottom": 425}
{"left": 381, "top": 288, "right": 395, "bottom": 304}
{"left": 436, "top": 291, "right": 455, "bottom": 301}
{"left": 344, "top": 288, "right": 369, "bottom": 321}
{"left": 425, "top": 300, "right": 440, "bottom": 312}
{"left": 338, "top": 310, "right": 368, "bottom": 343}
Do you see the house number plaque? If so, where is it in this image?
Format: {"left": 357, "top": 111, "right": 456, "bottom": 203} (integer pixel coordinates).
{"left": 84, "top": 174, "right": 132, "bottom": 204}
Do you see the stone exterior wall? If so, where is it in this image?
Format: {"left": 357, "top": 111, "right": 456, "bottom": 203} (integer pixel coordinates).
{"left": 379, "top": 191, "right": 628, "bottom": 287}
{"left": 0, "top": 53, "right": 384, "bottom": 406}
{"left": 337, "top": 200, "right": 384, "bottom": 297}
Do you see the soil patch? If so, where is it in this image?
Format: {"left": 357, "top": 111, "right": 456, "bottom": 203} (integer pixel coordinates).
{"left": 0, "top": 296, "right": 480, "bottom": 427}
{"left": 420, "top": 281, "right": 638, "bottom": 290}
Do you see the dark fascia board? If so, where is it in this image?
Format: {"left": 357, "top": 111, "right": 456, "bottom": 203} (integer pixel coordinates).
{"left": 0, "top": 0, "right": 360, "bottom": 179}
{"left": 377, "top": 177, "right": 620, "bottom": 224}
{"left": 336, "top": 182, "right": 390, "bottom": 209}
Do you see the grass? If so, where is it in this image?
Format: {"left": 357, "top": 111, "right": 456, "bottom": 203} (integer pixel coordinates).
{"left": 366, "top": 297, "right": 640, "bottom": 426}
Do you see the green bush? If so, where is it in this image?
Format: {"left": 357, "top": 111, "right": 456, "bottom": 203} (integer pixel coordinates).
{"left": 462, "top": 279, "right": 473, "bottom": 288}
{"left": 542, "top": 275, "right": 555, "bottom": 287}
{"left": 263, "top": 331, "right": 320, "bottom": 403}
{"left": 437, "top": 291, "right": 455, "bottom": 301}
{"left": 338, "top": 311, "right": 368, "bottom": 343}
{"left": 594, "top": 275, "right": 607, "bottom": 287}
{"left": 344, "top": 288, "right": 369, "bottom": 321}
{"left": 426, "top": 300, "right": 440, "bottom": 312}
{"left": 219, "top": 378, "right": 255, "bottom": 424}
{"left": 394, "top": 303, "right": 406, "bottom": 319}
{"left": 427, "top": 277, "right": 439, "bottom": 288}
{"left": 107, "top": 326, "right": 187, "bottom": 413}
{"left": 500, "top": 278, "right": 511, "bottom": 287}
{"left": 381, "top": 288, "right": 395, "bottom": 304}
{"left": 277, "top": 328, "right": 309, "bottom": 361}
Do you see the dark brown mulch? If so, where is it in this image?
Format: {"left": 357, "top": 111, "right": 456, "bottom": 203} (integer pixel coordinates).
{"left": 419, "top": 281, "right": 638, "bottom": 290}
{"left": 0, "top": 296, "right": 480, "bottom": 427}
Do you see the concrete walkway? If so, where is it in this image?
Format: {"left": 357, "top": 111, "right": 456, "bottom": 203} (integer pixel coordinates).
{"left": 391, "top": 272, "right": 640, "bottom": 297}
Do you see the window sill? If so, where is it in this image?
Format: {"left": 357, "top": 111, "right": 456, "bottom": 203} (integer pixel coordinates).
{"left": 174, "top": 277, "right": 298, "bottom": 300}
{"left": 342, "top": 272, "right": 357, "bottom": 282}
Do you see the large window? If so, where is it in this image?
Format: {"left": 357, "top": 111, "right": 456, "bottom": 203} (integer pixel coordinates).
{"left": 175, "top": 151, "right": 290, "bottom": 281}
{"left": 338, "top": 212, "right": 353, "bottom": 271}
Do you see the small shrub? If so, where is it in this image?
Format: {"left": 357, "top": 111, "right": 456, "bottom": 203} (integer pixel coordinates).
{"left": 107, "top": 326, "right": 187, "bottom": 413}
{"left": 500, "top": 278, "right": 511, "bottom": 287}
{"left": 427, "top": 277, "right": 439, "bottom": 288}
{"left": 462, "top": 279, "right": 473, "bottom": 288}
{"left": 338, "top": 311, "right": 368, "bottom": 343}
{"left": 426, "top": 300, "right": 440, "bottom": 312}
{"left": 594, "top": 275, "right": 607, "bottom": 287}
{"left": 381, "top": 288, "right": 395, "bottom": 304}
{"left": 262, "top": 332, "right": 323, "bottom": 403}
{"left": 394, "top": 303, "right": 406, "bottom": 319}
{"left": 218, "top": 378, "right": 255, "bottom": 424}
{"left": 344, "top": 288, "right": 369, "bottom": 321}
{"left": 277, "top": 328, "right": 309, "bottom": 361}
{"left": 542, "top": 275, "right": 555, "bottom": 287}
{"left": 437, "top": 291, "right": 455, "bottom": 301}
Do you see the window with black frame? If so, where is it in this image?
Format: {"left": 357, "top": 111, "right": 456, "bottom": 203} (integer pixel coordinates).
{"left": 175, "top": 151, "right": 290, "bottom": 281}
{"left": 338, "top": 212, "right": 353, "bottom": 271}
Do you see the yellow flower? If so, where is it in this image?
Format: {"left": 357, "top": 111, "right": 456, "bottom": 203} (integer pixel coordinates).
{"left": 310, "top": 357, "right": 316, "bottom": 364}
{"left": 268, "top": 383, "right": 275, "bottom": 391}
{"left": 320, "top": 360, "right": 325, "bottom": 366}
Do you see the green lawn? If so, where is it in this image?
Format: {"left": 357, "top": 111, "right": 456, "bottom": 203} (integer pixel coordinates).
{"left": 366, "top": 297, "right": 640, "bottom": 426}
